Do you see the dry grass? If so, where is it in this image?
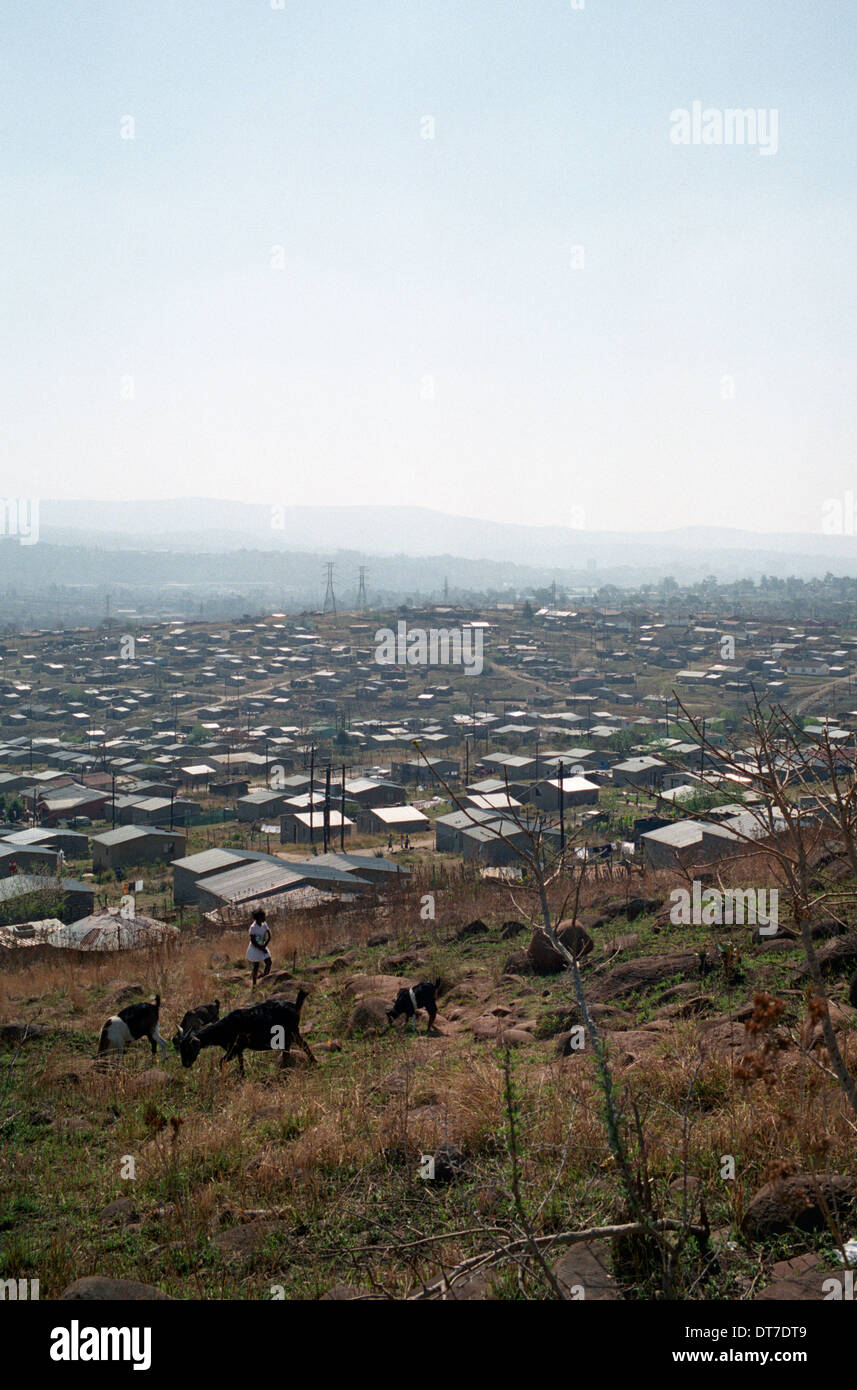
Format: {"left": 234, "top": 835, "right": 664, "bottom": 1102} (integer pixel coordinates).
{"left": 1, "top": 873, "right": 856, "bottom": 1299}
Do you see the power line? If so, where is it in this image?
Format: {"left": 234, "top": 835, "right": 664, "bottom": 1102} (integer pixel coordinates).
{"left": 323, "top": 562, "right": 337, "bottom": 615}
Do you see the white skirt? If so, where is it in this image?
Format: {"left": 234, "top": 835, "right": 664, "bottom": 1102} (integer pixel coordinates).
{"left": 246, "top": 943, "right": 271, "bottom": 963}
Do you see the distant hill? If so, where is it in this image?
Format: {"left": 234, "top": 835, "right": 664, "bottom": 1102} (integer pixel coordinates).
{"left": 31, "top": 499, "right": 857, "bottom": 582}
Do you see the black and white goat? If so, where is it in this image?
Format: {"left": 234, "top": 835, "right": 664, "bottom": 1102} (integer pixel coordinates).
{"left": 177, "top": 994, "right": 315, "bottom": 1076}
{"left": 387, "top": 980, "right": 439, "bottom": 1033}
{"left": 171, "top": 999, "right": 221, "bottom": 1053}
{"left": 97, "top": 994, "right": 167, "bottom": 1064}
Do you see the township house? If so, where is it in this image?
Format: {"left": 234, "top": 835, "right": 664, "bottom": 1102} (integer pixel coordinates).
{"left": 91, "top": 826, "right": 187, "bottom": 873}
{"left": 343, "top": 777, "right": 407, "bottom": 807}
{"left": 525, "top": 775, "right": 601, "bottom": 811}
{"left": 172, "top": 847, "right": 387, "bottom": 908}
{"left": 612, "top": 756, "right": 667, "bottom": 791}
{"left": 283, "top": 809, "right": 355, "bottom": 845}
{"left": 355, "top": 804, "right": 430, "bottom": 836}
{"left": 391, "top": 756, "right": 460, "bottom": 785}
{"left": 640, "top": 819, "right": 740, "bottom": 870}
{"left": 237, "top": 790, "right": 293, "bottom": 823}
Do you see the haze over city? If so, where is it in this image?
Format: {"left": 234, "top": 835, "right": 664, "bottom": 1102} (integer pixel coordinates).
{"left": 3, "top": 0, "right": 856, "bottom": 537}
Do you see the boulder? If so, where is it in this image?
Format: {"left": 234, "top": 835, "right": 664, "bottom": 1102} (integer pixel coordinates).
{"left": 346, "top": 998, "right": 390, "bottom": 1036}
{"left": 755, "top": 1255, "right": 839, "bottom": 1300}
{"left": 456, "top": 919, "right": 490, "bottom": 940}
{"left": 344, "top": 973, "right": 404, "bottom": 999}
{"left": 503, "top": 950, "right": 532, "bottom": 976}
{"left": 526, "top": 930, "right": 567, "bottom": 976}
{"left": 0, "top": 1022, "right": 48, "bottom": 1045}
{"left": 795, "top": 935, "right": 857, "bottom": 979}
{"left": 213, "top": 1220, "right": 288, "bottom": 1260}
{"left": 128, "top": 1069, "right": 174, "bottom": 1093}
{"left": 99, "top": 1197, "right": 139, "bottom": 1227}
{"left": 320, "top": 1284, "right": 371, "bottom": 1300}
{"left": 592, "top": 951, "right": 715, "bottom": 1004}
{"left": 111, "top": 984, "right": 146, "bottom": 1006}
{"left": 61, "top": 1277, "right": 173, "bottom": 1300}
{"left": 553, "top": 1239, "right": 621, "bottom": 1300}
{"left": 431, "top": 1140, "right": 466, "bottom": 1183}
{"left": 499, "top": 920, "right": 527, "bottom": 940}
{"left": 742, "top": 1172, "right": 857, "bottom": 1241}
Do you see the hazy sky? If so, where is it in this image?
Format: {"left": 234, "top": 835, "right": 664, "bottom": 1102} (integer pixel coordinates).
{"left": 2, "top": 1, "right": 855, "bottom": 535}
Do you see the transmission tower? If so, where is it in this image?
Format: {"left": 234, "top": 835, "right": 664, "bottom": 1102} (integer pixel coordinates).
{"left": 357, "top": 566, "right": 367, "bottom": 611}
{"left": 323, "top": 562, "right": 337, "bottom": 615}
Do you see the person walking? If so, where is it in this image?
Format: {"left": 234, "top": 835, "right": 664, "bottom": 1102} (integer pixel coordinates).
{"left": 246, "top": 907, "right": 272, "bottom": 988}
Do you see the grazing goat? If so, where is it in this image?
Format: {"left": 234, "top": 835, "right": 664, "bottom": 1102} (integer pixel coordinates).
{"left": 387, "top": 980, "right": 439, "bottom": 1033}
{"left": 97, "top": 994, "right": 167, "bottom": 1063}
{"left": 178, "top": 994, "right": 315, "bottom": 1076}
{"left": 171, "top": 999, "right": 221, "bottom": 1052}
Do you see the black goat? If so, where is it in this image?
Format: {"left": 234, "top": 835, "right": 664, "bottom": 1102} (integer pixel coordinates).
{"left": 178, "top": 994, "right": 315, "bottom": 1075}
{"left": 387, "top": 980, "right": 439, "bottom": 1033}
{"left": 171, "top": 999, "right": 221, "bottom": 1052}
{"left": 97, "top": 994, "right": 166, "bottom": 1063}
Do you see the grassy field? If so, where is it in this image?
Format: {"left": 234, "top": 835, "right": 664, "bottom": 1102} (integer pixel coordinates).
{"left": 1, "top": 865, "right": 856, "bottom": 1300}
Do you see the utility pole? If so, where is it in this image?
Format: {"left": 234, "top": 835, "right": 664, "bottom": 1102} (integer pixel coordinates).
{"left": 558, "top": 760, "right": 565, "bottom": 852}
{"left": 309, "top": 744, "right": 315, "bottom": 847}
{"left": 323, "top": 563, "right": 337, "bottom": 616}
{"left": 340, "top": 764, "right": 346, "bottom": 851}
{"left": 323, "top": 764, "right": 331, "bottom": 853}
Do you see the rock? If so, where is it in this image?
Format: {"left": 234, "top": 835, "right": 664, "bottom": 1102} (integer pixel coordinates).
{"left": 555, "top": 1029, "right": 587, "bottom": 1058}
{"left": 849, "top": 970, "right": 857, "bottom": 1010}
{"left": 503, "top": 950, "right": 532, "bottom": 976}
{"left": 553, "top": 1239, "right": 621, "bottom": 1300}
{"left": 604, "top": 933, "right": 639, "bottom": 955}
{"left": 0, "top": 1022, "right": 48, "bottom": 1044}
{"left": 668, "top": 1176, "right": 703, "bottom": 1200}
{"left": 213, "top": 1220, "right": 287, "bottom": 1259}
{"left": 344, "top": 973, "right": 404, "bottom": 999}
{"left": 99, "top": 1197, "right": 139, "bottom": 1227}
{"left": 527, "top": 931, "right": 566, "bottom": 975}
{"left": 266, "top": 969, "right": 295, "bottom": 986}
{"left": 742, "top": 1172, "right": 857, "bottom": 1241}
{"left": 61, "top": 1276, "right": 173, "bottom": 1300}
{"left": 111, "top": 984, "right": 146, "bottom": 1005}
{"left": 346, "top": 998, "right": 390, "bottom": 1035}
{"left": 770, "top": 1252, "right": 820, "bottom": 1280}
{"left": 603, "top": 1026, "right": 671, "bottom": 1069}
{"left": 320, "top": 1283, "right": 371, "bottom": 1300}
{"left": 755, "top": 1254, "right": 838, "bottom": 1300}
{"left": 128, "top": 1069, "right": 174, "bottom": 1093}
{"left": 431, "top": 1140, "right": 465, "bottom": 1183}
{"left": 808, "top": 917, "right": 843, "bottom": 940}
{"left": 457, "top": 918, "right": 490, "bottom": 940}
{"left": 367, "top": 933, "right": 391, "bottom": 947}
{"left": 800, "top": 999, "right": 855, "bottom": 1052}
{"left": 654, "top": 995, "right": 712, "bottom": 1021}
{"left": 380, "top": 950, "right": 426, "bottom": 972}
{"left": 497, "top": 1028, "right": 532, "bottom": 1047}
{"left": 278, "top": 1051, "right": 312, "bottom": 1070}
{"left": 431, "top": 1269, "right": 503, "bottom": 1300}
{"left": 600, "top": 896, "right": 661, "bottom": 923}
{"left": 499, "top": 920, "right": 527, "bottom": 940}
{"left": 592, "top": 951, "right": 716, "bottom": 1004}
{"left": 313, "top": 1040, "right": 342, "bottom": 1053}
{"left": 795, "top": 935, "right": 857, "bottom": 979}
